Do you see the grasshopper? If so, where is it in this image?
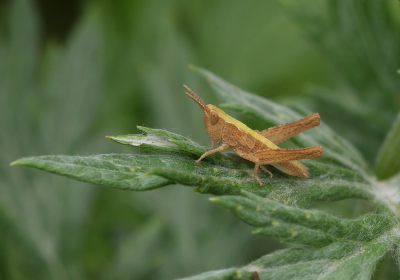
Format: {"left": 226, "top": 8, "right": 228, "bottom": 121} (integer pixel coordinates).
{"left": 184, "top": 85, "right": 323, "bottom": 186}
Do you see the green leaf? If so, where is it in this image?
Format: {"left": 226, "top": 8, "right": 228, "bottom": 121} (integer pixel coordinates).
{"left": 179, "top": 190, "right": 400, "bottom": 280}
{"left": 178, "top": 234, "right": 398, "bottom": 280}
{"left": 11, "top": 154, "right": 172, "bottom": 191}
{"left": 211, "top": 191, "right": 395, "bottom": 246}
{"left": 13, "top": 125, "right": 381, "bottom": 209}
{"left": 375, "top": 112, "right": 400, "bottom": 180}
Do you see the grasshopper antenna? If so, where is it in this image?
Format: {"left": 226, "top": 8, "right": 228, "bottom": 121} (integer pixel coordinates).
{"left": 183, "top": 85, "right": 208, "bottom": 113}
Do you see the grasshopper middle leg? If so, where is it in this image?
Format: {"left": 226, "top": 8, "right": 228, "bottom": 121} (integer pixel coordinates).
{"left": 235, "top": 151, "right": 265, "bottom": 186}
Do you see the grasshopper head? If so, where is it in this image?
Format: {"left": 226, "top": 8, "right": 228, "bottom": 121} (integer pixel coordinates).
{"left": 184, "top": 85, "right": 226, "bottom": 143}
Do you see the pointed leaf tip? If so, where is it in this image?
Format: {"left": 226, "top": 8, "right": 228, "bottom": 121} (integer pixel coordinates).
{"left": 10, "top": 158, "right": 30, "bottom": 167}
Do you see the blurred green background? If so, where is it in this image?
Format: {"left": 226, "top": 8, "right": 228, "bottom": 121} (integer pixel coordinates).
{"left": 1, "top": 0, "right": 400, "bottom": 279}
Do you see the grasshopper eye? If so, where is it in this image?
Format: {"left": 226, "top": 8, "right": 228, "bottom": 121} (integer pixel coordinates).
{"left": 210, "top": 110, "right": 219, "bottom": 125}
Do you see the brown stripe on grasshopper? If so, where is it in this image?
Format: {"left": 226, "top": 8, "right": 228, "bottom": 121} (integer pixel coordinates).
{"left": 183, "top": 85, "right": 323, "bottom": 186}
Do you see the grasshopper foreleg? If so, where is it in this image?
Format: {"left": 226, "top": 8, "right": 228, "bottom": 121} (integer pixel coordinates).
{"left": 196, "top": 143, "right": 229, "bottom": 164}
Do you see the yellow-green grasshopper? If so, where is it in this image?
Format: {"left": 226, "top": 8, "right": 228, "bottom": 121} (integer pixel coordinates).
{"left": 184, "top": 85, "right": 323, "bottom": 186}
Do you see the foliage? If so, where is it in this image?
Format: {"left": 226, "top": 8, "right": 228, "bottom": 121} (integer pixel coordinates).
{"left": 281, "top": 0, "right": 400, "bottom": 163}
{"left": 12, "top": 67, "right": 400, "bottom": 279}
{"left": 2, "top": 0, "right": 400, "bottom": 279}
